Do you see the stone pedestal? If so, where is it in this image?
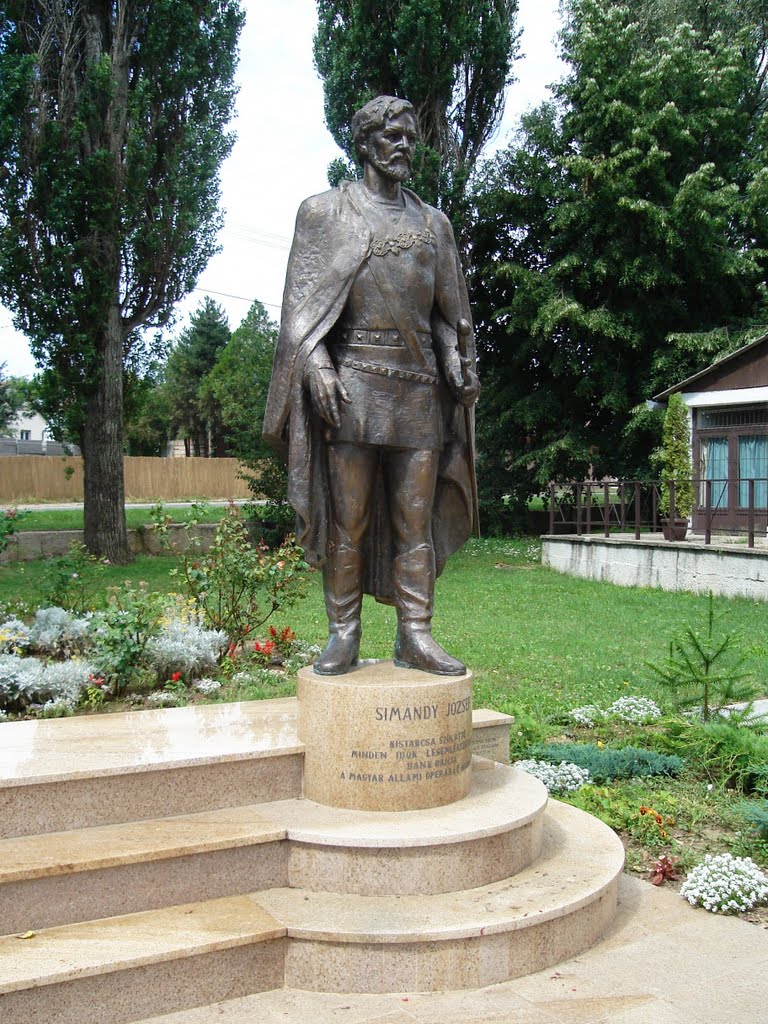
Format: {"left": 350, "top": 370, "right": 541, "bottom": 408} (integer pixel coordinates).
{"left": 297, "top": 660, "right": 473, "bottom": 811}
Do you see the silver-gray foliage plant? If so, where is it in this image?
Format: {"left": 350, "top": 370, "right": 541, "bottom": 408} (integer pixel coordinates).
{"left": 0, "top": 653, "right": 95, "bottom": 711}
{"left": 145, "top": 621, "right": 228, "bottom": 679}
{"left": 29, "top": 607, "right": 93, "bottom": 657}
{"left": 0, "top": 616, "right": 31, "bottom": 654}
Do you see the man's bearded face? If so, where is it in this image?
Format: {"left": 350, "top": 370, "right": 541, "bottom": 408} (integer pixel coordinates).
{"left": 363, "top": 112, "right": 417, "bottom": 182}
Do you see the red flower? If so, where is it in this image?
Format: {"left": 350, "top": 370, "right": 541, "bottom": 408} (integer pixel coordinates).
{"left": 171, "top": 671, "right": 182, "bottom": 683}
{"left": 269, "top": 625, "right": 278, "bottom": 638}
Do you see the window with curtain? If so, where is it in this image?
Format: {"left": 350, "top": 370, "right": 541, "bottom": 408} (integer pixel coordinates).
{"left": 738, "top": 435, "right": 768, "bottom": 508}
{"left": 699, "top": 437, "right": 728, "bottom": 508}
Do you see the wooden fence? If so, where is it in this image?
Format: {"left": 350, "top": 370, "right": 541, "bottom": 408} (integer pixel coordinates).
{"left": 0, "top": 456, "right": 255, "bottom": 502}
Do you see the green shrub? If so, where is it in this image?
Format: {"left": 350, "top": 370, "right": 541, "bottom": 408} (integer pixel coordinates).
{"left": 655, "top": 392, "right": 694, "bottom": 519}
{"left": 90, "top": 583, "right": 166, "bottom": 696}
{"left": 40, "top": 543, "right": 109, "bottom": 614}
{"left": 650, "top": 719, "right": 768, "bottom": 795}
{"left": 169, "top": 504, "right": 309, "bottom": 647}
{"left": 736, "top": 800, "right": 768, "bottom": 841}
{"left": 562, "top": 784, "right": 675, "bottom": 850}
{"left": 531, "top": 742, "right": 683, "bottom": 783}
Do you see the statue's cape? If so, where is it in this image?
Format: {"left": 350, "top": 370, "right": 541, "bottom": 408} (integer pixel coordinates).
{"left": 263, "top": 180, "right": 476, "bottom": 603}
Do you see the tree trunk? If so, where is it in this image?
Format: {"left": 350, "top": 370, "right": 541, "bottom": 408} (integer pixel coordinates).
{"left": 82, "top": 303, "right": 131, "bottom": 564}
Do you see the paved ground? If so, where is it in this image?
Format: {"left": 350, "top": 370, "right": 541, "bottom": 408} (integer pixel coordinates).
{"left": 140, "top": 874, "right": 767, "bottom": 1024}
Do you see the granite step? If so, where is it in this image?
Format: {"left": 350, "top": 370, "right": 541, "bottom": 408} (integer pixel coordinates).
{"left": 0, "top": 699, "right": 304, "bottom": 838}
{"left": 261, "top": 799, "right": 625, "bottom": 993}
{"left": 0, "top": 760, "right": 547, "bottom": 933}
{"left": 0, "top": 805, "right": 290, "bottom": 934}
{"left": 0, "top": 801, "right": 622, "bottom": 1023}
{"left": 0, "top": 894, "right": 286, "bottom": 1024}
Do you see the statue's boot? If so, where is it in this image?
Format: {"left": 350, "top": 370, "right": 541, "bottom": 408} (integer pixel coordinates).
{"left": 314, "top": 544, "right": 362, "bottom": 675}
{"left": 393, "top": 545, "right": 466, "bottom": 676}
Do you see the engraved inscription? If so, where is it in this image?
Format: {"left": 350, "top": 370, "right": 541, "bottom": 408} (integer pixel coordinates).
{"left": 341, "top": 697, "right": 472, "bottom": 787}
{"left": 375, "top": 704, "right": 438, "bottom": 721}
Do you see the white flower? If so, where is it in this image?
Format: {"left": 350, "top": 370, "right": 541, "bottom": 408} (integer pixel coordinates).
{"left": 514, "top": 758, "right": 592, "bottom": 794}
{"left": 607, "top": 696, "right": 662, "bottom": 724}
{"left": 145, "top": 692, "right": 182, "bottom": 708}
{"left": 194, "top": 678, "right": 222, "bottom": 695}
{"left": 569, "top": 704, "right": 605, "bottom": 727}
{"left": 680, "top": 853, "right": 768, "bottom": 914}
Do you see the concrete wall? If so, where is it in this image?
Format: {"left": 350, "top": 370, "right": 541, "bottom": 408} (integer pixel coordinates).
{"left": 541, "top": 535, "right": 768, "bottom": 601}
{"left": 0, "top": 523, "right": 219, "bottom": 564}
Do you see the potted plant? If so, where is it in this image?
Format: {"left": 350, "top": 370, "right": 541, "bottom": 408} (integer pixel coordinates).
{"left": 655, "top": 392, "right": 694, "bottom": 540}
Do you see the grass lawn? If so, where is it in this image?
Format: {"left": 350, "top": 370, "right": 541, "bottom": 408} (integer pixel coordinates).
{"left": 9, "top": 504, "right": 231, "bottom": 533}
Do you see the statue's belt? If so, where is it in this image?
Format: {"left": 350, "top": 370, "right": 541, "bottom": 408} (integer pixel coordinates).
{"left": 333, "top": 328, "right": 438, "bottom": 386}
{"left": 338, "top": 327, "right": 432, "bottom": 348}
{"left": 335, "top": 356, "right": 438, "bottom": 387}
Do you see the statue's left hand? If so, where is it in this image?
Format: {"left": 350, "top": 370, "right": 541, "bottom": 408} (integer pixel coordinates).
{"left": 448, "top": 365, "right": 480, "bottom": 408}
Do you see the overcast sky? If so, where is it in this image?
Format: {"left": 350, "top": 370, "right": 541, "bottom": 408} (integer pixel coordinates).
{"left": 0, "top": 0, "right": 564, "bottom": 378}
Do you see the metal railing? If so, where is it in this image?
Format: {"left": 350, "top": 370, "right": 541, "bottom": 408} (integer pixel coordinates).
{"left": 547, "top": 479, "right": 768, "bottom": 548}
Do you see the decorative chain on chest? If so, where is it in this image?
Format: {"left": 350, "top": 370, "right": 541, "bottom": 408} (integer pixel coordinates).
{"left": 370, "top": 228, "right": 436, "bottom": 257}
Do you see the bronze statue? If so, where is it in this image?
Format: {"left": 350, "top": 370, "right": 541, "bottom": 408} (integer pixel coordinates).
{"left": 263, "top": 96, "right": 479, "bottom": 676}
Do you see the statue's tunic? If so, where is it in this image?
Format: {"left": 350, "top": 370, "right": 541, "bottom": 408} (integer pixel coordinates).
{"left": 262, "top": 179, "right": 476, "bottom": 603}
{"left": 332, "top": 188, "right": 443, "bottom": 450}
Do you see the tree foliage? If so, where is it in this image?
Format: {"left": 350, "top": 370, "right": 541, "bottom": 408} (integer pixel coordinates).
{"left": 123, "top": 359, "right": 173, "bottom": 457}
{"left": 0, "top": 364, "right": 27, "bottom": 434}
{"left": 0, "top": 1, "right": 243, "bottom": 560}
{"left": 313, "top": 0, "right": 520, "bottom": 237}
{"left": 207, "top": 301, "right": 288, "bottom": 522}
{"left": 655, "top": 392, "right": 694, "bottom": 517}
{"left": 165, "top": 298, "right": 231, "bottom": 458}
{"left": 472, "top": 0, "right": 768, "bottom": 518}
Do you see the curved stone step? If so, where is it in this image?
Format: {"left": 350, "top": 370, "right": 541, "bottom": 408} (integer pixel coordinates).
{"left": 259, "top": 800, "right": 625, "bottom": 993}
{"left": 0, "top": 762, "right": 547, "bottom": 932}
{"left": 0, "top": 802, "right": 624, "bottom": 1022}
{"left": 271, "top": 759, "right": 547, "bottom": 895}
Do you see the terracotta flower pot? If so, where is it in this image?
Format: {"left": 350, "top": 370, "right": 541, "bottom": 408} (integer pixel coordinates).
{"left": 661, "top": 517, "right": 688, "bottom": 541}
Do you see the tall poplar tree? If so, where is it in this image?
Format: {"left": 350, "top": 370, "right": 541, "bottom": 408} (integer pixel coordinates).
{"left": 313, "top": 0, "right": 520, "bottom": 241}
{"left": 0, "top": 1, "right": 244, "bottom": 562}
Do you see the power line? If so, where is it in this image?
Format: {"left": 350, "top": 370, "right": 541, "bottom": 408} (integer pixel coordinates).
{"left": 223, "top": 224, "right": 291, "bottom": 251}
{"left": 192, "top": 286, "right": 281, "bottom": 311}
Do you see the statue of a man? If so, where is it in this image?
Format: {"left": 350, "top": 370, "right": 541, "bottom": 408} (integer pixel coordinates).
{"left": 263, "top": 95, "right": 479, "bottom": 676}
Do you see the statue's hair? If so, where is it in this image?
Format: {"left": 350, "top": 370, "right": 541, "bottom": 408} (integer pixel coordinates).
{"left": 351, "top": 96, "right": 416, "bottom": 163}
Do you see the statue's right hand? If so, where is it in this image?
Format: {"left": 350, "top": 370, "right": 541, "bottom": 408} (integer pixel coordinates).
{"left": 308, "top": 367, "right": 351, "bottom": 429}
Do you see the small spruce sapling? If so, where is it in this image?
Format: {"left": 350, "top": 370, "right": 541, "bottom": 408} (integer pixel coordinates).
{"left": 647, "top": 594, "right": 759, "bottom": 721}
